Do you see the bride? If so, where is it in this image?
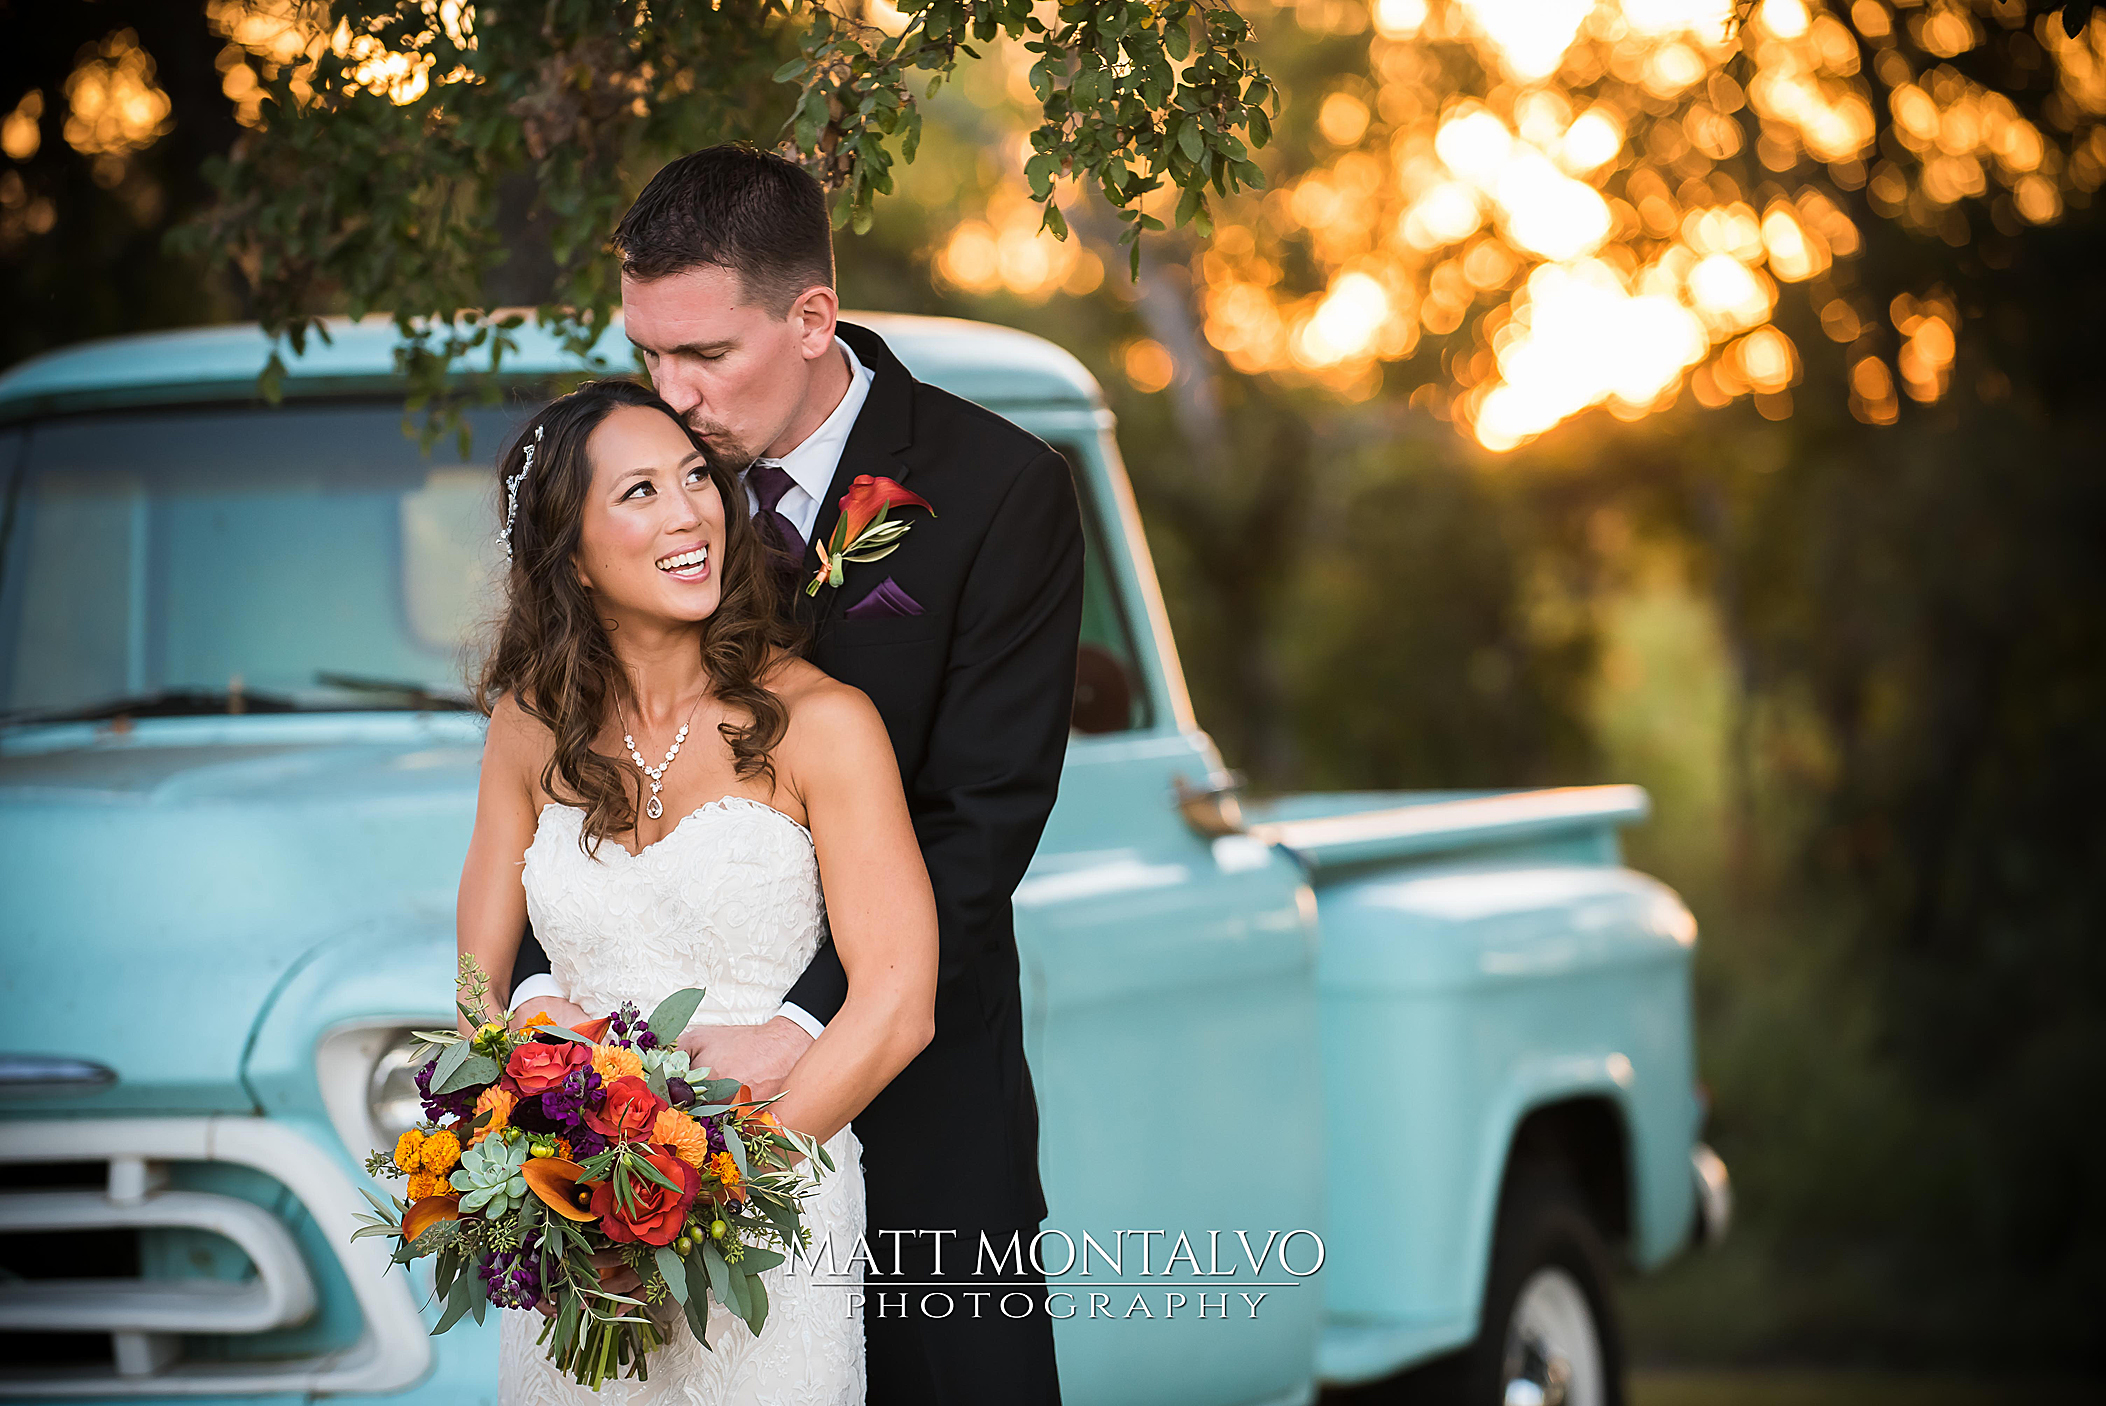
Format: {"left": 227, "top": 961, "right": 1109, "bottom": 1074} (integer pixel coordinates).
{"left": 455, "top": 378, "right": 938, "bottom": 1404}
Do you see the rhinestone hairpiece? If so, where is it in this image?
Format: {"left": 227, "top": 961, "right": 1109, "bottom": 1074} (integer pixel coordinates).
{"left": 498, "top": 423, "right": 543, "bottom": 561}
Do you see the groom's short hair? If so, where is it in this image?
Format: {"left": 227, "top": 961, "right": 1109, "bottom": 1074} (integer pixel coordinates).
{"left": 613, "top": 144, "right": 834, "bottom": 314}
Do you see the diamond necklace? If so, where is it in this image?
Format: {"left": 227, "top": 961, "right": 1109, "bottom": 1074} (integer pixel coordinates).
{"left": 617, "top": 689, "right": 707, "bottom": 821}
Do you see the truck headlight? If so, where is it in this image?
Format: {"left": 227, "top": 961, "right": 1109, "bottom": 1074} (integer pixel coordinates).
{"left": 314, "top": 1019, "right": 452, "bottom": 1160}
{"left": 366, "top": 1032, "right": 429, "bottom": 1144}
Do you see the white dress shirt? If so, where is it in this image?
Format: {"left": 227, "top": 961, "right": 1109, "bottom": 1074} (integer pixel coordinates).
{"left": 511, "top": 337, "right": 875, "bottom": 1040}
{"left": 743, "top": 336, "right": 874, "bottom": 542}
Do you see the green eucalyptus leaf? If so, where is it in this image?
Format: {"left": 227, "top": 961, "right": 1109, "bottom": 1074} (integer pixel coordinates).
{"left": 432, "top": 1052, "right": 499, "bottom": 1096}
{"left": 656, "top": 1246, "right": 689, "bottom": 1304}
{"left": 648, "top": 988, "right": 707, "bottom": 1044}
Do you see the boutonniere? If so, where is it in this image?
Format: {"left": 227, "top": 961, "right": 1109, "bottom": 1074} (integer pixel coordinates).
{"left": 807, "top": 475, "right": 935, "bottom": 596}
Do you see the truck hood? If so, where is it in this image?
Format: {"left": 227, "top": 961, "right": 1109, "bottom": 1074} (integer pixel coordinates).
{"left": 0, "top": 713, "right": 484, "bottom": 1115}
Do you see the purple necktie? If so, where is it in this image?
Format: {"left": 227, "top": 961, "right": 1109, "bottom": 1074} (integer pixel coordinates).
{"left": 744, "top": 460, "right": 805, "bottom": 602}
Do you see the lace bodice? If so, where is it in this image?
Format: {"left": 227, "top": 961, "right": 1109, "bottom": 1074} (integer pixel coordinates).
{"left": 523, "top": 796, "right": 826, "bottom": 1024}
{"left": 505, "top": 796, "right": 865, "bottom": 1405}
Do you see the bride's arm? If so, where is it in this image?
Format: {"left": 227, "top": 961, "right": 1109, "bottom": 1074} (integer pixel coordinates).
{"left": 456, "top": 695, "right": 545, "bottom": 1034}
{"left": 764, "top": 683, "right": 939, "bottom": 1145}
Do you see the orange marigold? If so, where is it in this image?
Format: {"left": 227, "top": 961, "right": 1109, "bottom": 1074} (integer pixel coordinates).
{"left": 393, "top": 1129, "right": 425, "bottom": 1173}
{"left": 406, "top": 1171, "right": 443, "bottom": 1200}
{"left": 420, "top": 1128, "right": 461, "bottom": 1175}
{"left": 591, "top": 1044, "right": 644, "bottom": 1082}
{"left": 471, "top": 1085, "right": 516, "bottom": 1145}
{"left": 651, "top": 1109, "right": 710, "bottom": 1168}
{"left": 709, "top": 1150, "right": 747, "bottom": 1201}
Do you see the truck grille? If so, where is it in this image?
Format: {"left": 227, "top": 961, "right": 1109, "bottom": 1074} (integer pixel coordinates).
{"left": 0, "top": 1116, "right": 429, "bottom": 1397}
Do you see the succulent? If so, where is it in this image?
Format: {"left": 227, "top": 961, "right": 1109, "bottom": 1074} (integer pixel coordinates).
{"left": 449, "top": 1133, "right": 529, "bottom": 1216}
{"left": 641, "top": 1044, "right": 692, "bottom": 1082}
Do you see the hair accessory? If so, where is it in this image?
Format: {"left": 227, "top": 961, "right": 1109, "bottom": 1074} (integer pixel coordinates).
{"left": 498, "top": 423, "right": 544, "bottom": 561}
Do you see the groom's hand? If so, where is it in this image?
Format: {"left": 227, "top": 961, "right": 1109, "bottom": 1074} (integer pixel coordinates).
{"left": 676, "top": 1017, "right": 813, "bottom": 1102}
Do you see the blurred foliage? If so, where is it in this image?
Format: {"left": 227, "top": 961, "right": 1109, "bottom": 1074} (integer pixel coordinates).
{"left": 4, "top": 0, "right": 2104, "bottom": 1377}
{"left": 0, "top": 2, "right": 247, "bottom": 366}
{"left": 157, "top": 0, "right": 1273, "bottom": 443}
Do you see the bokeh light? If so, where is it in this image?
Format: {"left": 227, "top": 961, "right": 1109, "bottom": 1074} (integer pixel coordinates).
{"left": 918, "top": 0, "right": 2103, "bottom": 451}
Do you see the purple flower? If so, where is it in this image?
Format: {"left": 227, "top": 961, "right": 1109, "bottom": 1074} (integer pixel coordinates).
{"left": 704, "top": 1116, "right": 727, "bottom": 1156}
{"left": 636, "top": 1027, "right": 659, "bottom": 1051}
{"left": 414, "top": 1058, "right": 476, "bottom": 1122}
{"left": 540, "top": 1066, "right": 602, "bottom": 1124}
{"left": 480, "top": 1233, "right": 543, "bottom": 1310}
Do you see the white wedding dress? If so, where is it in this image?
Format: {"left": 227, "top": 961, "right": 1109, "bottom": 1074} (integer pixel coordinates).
{"left": 499, "top": 797, "right": 865, "bottom": 1405}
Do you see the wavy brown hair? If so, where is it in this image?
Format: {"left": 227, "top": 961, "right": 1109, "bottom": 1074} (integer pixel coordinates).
{"left": 477, "top": 379, "right": 802, "bottom": 857}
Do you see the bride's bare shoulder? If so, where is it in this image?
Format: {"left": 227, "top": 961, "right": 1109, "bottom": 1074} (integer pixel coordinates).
{"left": 765, "top": 657, "right": 887, "bottom": 754}
{"left": 483, "top": 692, "right": 554, "bottom": 788}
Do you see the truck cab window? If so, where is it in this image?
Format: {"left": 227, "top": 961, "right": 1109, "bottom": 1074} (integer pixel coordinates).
{"left": 1051, "top": 442, "right": 1149, "bottom": 735}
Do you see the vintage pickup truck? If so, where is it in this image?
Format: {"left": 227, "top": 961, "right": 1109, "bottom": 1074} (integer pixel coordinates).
{"left": 0, "top": 315, "right": 1726, "bottom": 1406}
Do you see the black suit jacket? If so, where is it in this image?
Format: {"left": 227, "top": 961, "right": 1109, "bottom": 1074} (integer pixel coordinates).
{"left": 512, "top": 321, "right": 1083, "bottom": 1233}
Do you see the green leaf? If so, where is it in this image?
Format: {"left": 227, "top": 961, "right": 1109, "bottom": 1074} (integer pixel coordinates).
{"left": 773, "top": 58, "right": 809, "bottom": 83}
{"left": 685, "top": 1255, "right": 713, "bottom": 1342}
{"left": 741, "top": 1267, "right": 770, "bottom": 1336}
{"left": 557, "top": 1291, "right": 580, "bottom": 1357}
{"left": 723, "top": 1124, "right": 751, "bottom": 1184}
{"left": 647, "top": 988, "right": 707, "bottom": 1045}
{"left": 1178, "top": 117, "right": 1203, "bottom": 163}
{"left": 740, "top": 1246, "right": 786, "bottom": 1274}
{"left": 428, "top": 1039, "right": 472, "bottom": 1092}
{"left": 656, "top": 1246, "right": 689, "bottom": 1304}
{"left": 703, "top": 1241, "right": 745, "bottom": 1319}
{"left": 432, "top": 1052, "right": 499, "bottom": 1096}
{"left": 434, "top": 1267, "right": 476, "bottom": 1334}
{"left": 630, "top": 1152, "right": 684, "bottom": 1196}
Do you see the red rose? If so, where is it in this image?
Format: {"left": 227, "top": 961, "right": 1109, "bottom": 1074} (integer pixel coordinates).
{"left": 584, "top": 1075, "right": 668, "bottom": 1142}
{"left": 591, "top": 1146, "right": 699, "bottom": 1246}
{"left": 505, "top": 1040, "right": 593, "bottom": 1097}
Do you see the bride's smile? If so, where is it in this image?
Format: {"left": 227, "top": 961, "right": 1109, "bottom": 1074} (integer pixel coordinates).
{"left": 573, "top": 403, "right": 729, "bottom": 625}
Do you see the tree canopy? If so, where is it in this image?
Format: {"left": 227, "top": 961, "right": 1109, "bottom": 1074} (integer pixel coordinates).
{"left": 173, "top": 0, "right": 1277, "bottom": 440}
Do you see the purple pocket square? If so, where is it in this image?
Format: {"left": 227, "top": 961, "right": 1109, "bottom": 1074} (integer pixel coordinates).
{"left": 845, "top": 578, "right": 924, "bottom": 620}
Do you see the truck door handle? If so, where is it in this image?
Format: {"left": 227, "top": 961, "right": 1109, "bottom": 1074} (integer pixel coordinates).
{"left": 1173, "top": 771, "right": 1247, "bottom": 838}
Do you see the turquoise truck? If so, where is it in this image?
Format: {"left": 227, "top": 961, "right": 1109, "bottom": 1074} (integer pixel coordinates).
{"left": 0, "top": 315, "right": 1726, "bottom": 1405}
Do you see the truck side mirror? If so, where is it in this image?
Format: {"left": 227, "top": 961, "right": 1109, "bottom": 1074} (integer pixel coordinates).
{"left": 1072, "top": 643, "right": 1134, "bottom": 735}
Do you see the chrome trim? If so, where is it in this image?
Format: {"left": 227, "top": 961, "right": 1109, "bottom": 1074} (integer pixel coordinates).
{"left": 1692, "top": 1142, "right": 1732, "bottom": 1246}
{"left": 0, "top": 1187, "right": 316, "bottom": 1333}
{"left": 0, "top": 1054, "right": 117, "bottom": 1096}
{"left": 1247, "top": 785, "right": 1650, "bottom": 870}
{"left": 0, "top": 1117, "right": 431, "bottom": 1397}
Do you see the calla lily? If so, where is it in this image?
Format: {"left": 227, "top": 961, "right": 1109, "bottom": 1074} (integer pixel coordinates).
{"left": 809, "top": 476, "right": 935, "bottom": 596}
{"left": 837, "top": 475, "right": 933, "bottom": 543}
{"left": 402, "top": 1194, "right": 461, "bottom": 1243}
{"left": 523, "top": 1156, "right": 599, "bottom": 1222}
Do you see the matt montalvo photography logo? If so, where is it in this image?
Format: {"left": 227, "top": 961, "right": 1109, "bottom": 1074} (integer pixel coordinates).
{"left": 791, "top": 1229, "right": 1327, "bottom": 1321}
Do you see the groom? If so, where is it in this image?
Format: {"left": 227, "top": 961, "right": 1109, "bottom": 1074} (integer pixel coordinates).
{"left": 508, "top": 144, "right": 1079, "bottom": 1403}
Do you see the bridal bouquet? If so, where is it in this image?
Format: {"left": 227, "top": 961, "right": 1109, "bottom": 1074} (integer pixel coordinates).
{"left": 351, "top": 958, "right": 831, "bottom": 1389}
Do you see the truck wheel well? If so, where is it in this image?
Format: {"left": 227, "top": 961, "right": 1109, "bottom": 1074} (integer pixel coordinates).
{"left": 1503, "top": 1097, "right": 1630, "bottom": 1249}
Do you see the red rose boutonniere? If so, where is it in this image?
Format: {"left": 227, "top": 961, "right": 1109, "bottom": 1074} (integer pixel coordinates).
{"left": 807, "top": 475, "right": 935, "bottom": 597}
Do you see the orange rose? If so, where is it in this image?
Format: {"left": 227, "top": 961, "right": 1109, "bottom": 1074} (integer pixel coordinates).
{"left": 583, "top": 1075, "right": 667, "bottom": 1142}
{"left": 505, "top": 1040, "right": 593, "bottom": 1096}
{"left": 590, "top": 1146, "right": 699, "bottom": 1246}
